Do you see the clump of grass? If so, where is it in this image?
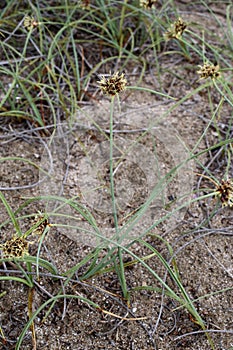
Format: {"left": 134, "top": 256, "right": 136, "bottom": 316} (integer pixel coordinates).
{"left": 1, "top": 1, "right": 233, "bottom": 349}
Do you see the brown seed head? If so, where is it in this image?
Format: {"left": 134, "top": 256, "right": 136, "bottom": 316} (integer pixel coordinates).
{"left": 31, "top": 214, "right": 50, "bottom": 237}
{"left": 79, "top": 0, "right": 90, "bottom": 10}
{"left": 215, "top": 179, "right": 233, "bottom": 207}
{"left": 164, "top": 17, "right": 187, "bottom": 40}
{"left": 24, "top": 16, "right": 39, "bottom": 31}
{"left": 197, "top": 63, "right": 220, "bottom": 80}
{"left": 0, "top": 236, "right": 29, "bottom": 259}
{"left": 140, "top": 0, "right": 157, "bottom": 9}
{"left": 98, "top": 72, "right": 127, "bottom": 96}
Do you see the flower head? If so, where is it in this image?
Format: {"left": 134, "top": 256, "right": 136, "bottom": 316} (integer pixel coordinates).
{"left": 23, "top": 16, "right": 39, "bottom": 31}
{"left": 164, "top": 17, "right": 187, "bottom": 40}
{"left": 98, "top": 72, "right": 127, "bottom": 96}
{"left": 215, "top": 179, "right": 233, "bottom": 207}
{"left": 79, "top": 0, "right": 90, "bottom": 10}
{"left": 31, "top": 213, "right": 50, "bottom": 238}
{"left": 0, "top": 236, "right": 29, "bottom": 259}
{"left": 140, "top": 0, "right": 157, "bottom": 9}
{"left": 197, "top": 63, "right": 220, "bottom": 80}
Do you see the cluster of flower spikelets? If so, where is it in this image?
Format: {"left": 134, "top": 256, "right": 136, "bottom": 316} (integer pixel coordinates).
{"left": 0, "top": 215, "right": 49, "bottom": 259}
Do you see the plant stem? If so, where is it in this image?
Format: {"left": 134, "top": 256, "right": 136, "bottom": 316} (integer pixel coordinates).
{"left": 109, "top": 96, "right": 119, "bottom": 233}
{"left": 109, "top": 96, "right": 128, "bottom": 300}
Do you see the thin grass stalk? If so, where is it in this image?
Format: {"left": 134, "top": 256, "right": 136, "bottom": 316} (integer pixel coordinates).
{"left": 0, "top": 291, "right": 6, "bottom": 344}
{"left": 109, "top": 96, "right": 119, "bottom": 232}
{"left": 0, "top": 256, "right": 57, "bottom": 276}
{"left": 36, "top": 225, "right": 50, "bottom": 280}
{"left": 0, "top": 276, "right": 32, "bottom": 287}
{"left": 118, "top": 0, "right": 128, "bottom": 51}
{"left": 28, "top": 286, "right": 36, "bottom": 349}
{"left": 0, "top": 192, "right": 21, "bottom": 235}
{"left": 213, "top": 79, "right": 233, "bottom": 107}
{"left": 109, "top": 96, "right": 128, "bottom": 300}
{"left": 226, "top": 4, "right": 233, "bottom": 50}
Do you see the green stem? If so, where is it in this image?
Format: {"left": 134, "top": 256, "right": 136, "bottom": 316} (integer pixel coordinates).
{"left": 0, "top": 191, "right": 21, "bottom": 236}
{"left": 118, "top": 0, "right": 127, "bottom": 50}
{"left": 109, "top": 96, "right": 128, "bottom": 300}
{"left": 109, "top": 96, "right": 118, "bottom": 233}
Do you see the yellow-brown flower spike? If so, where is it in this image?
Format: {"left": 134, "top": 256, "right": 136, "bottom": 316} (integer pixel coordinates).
{"left": 0, "top": 236, "right": 29, "bottom": 259}
{"left": 23, "top": 16, "right": 39, "bottom": 31}
{"left": 31, "top": 213, "right": 50, "bottom": 238}
{"left": 197, "top": 63, "right": 221, "bottom": 80}
{"left": 80, "top": 0, "right": 90, "bottom": 9}
{"left": 164, "top": 17, "right": 187, "bottom": 40}
{"left": 215, "top": 179, "right": 233, "bottom": 207}
{"left": 98, "top": 72, "right": 127, "bottom": 96}
{"left": 140, "top": 0, "right": 157, "bottom": 9}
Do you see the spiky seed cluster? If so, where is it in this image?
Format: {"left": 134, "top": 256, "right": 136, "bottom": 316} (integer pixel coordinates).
{"left": 98, "top": 72, "right": 127, "bottom": 96}
{"left": 0, "top": 236, "right": 29, "bottom": 259}
{"left": 23, "top": 16, "right": 39, "bottom": 31}
{"left": 140, "top": 0, "right": 157, "bottom": 9}
{"left": 80, "top": 0, "right": 90, "bottom": 9}
{"left": 215, "top": 179, "right": 233, "bottom": 207}
{"left": 31, "top": 214, "right": 49, "bottom": 237}
{"left": 197, "top": 63, "right": 220, "bottom": 80}
{"left": 164, "top": 17, "right": 187, "bottom": 40}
